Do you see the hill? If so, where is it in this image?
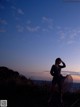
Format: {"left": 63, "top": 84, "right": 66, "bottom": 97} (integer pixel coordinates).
{"left": 0, "top": 66, "right": 80, "bottom": 107}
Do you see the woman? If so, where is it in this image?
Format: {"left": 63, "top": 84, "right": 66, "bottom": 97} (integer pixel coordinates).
{"left": 50, "top": 58, "right": 66, "bottom": 93}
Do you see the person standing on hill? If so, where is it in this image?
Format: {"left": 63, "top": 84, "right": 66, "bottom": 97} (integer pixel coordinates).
{"left": 50, "top": 58, "right": 66, "bottom": 93}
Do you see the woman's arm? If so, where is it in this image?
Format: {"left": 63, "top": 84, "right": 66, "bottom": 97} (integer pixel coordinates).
{"left": 50, "top": 65, "right": 54, "bottom": 76}
{"left": 60, "top": 61, "right": 66, "bottom": 68}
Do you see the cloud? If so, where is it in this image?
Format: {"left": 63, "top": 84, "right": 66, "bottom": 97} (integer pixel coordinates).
{"left": 0, "top": 29, "right": 6, "bottom": 32}
{"left": 58, "top": 30, "right": 66, "bottom": 40}
{"left": 66, "top": 28, "right": 80, "bottom": 44}
{"left": 16, "top": 25, "right": 24, "bottom": 32}
{"left": 43, "top": 70, "right": 80, "bottom": 76}
{"left": 43, "top": 70, "right": 49, "bottom": 72}
{"left": 56, "top": 26, "right": 62, "bottom": 30}
{"left": 26, "top": 26, "right": 40, "bottom": 32}
{"left": 17, "top": 8, "right": 24, "bottom": 15}
{"left": 26, "top": 71, "right": 51, "bottom": 80}
{"left": 62, "top": 71, "right": 80, "bottom": 76}
{"left": 69, "top": 30, "right": 78, "bottom": 39}
{"left": 11, "top": 6, "right": 16, "bottom": 10}
{"left": 11, "top": 6, "right": 24, "bottom": 15}
{"left": 67, "top": 40, "right": 75, "bottom": 45}
{"left": 15, "top": 17, "right": 20, "bottom": 20}
{"left": 42, "top": 16, "right": 54, "bottom": 30}
{"left": 57, "top": 27, "right": 80, "bottom": 45}
{"left": 42, "top": 28, "right": 49, "bottom": 32}
{"left": 42, "top": 17, "right": 53, "bottom": 23}
{"left": 0, "top": 19, "right": 7, "bottom": 24}
{"left": 27, "top": 20, "right": 31, "bottom": 24}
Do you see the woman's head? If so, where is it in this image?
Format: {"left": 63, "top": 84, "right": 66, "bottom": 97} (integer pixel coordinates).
{"left": 55, "top": 58, "right": 61, "bottom": 64}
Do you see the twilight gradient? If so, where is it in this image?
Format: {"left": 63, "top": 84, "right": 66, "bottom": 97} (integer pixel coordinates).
{"left": 0, "top": 0, "right": 80, "bottom": 82}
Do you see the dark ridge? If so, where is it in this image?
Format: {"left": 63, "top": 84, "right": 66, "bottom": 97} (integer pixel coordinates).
{"left": 0, "top": 66, "right": 80, "bottom": 107}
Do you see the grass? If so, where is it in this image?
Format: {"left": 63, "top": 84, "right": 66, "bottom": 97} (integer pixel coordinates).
{"left": 0, "top": 82, "right": 80, "bottom": 107}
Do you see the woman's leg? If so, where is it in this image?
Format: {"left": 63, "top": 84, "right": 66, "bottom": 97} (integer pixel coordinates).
{"left": 48, "top": 79, "right": 56, "bottom": 103}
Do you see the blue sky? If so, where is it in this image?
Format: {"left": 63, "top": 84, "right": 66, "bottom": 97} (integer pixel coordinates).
{"left": 0, "top": 0, "right": 80, "bottom": 82}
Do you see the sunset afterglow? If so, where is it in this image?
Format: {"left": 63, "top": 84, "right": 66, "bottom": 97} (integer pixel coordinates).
{"left": 0, "top": 0, "right": 80, "bottom": 82}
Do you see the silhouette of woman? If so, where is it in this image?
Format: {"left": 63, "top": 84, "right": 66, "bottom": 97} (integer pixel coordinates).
{"left": 48, "top": 58, "right": 66, "bottom": 107}
{"left": 48, "top": 58, "right": 73, "bottom": 107}
{"left": 50, "top": 58, "right": 66, "bottom": 93}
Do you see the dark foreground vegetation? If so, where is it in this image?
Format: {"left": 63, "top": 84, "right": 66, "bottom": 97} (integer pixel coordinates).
{"left": 0, "top": 66, "right": 80, "bottom": 107}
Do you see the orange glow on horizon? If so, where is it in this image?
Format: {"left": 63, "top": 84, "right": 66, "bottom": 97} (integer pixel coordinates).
{"left": 72, "top": 75, "right": 80, "bottom": 83}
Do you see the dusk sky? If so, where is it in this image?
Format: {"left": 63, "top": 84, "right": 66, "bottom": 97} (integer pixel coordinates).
{"left": 0, "top": 0, "right": 80, "bottom": 82}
